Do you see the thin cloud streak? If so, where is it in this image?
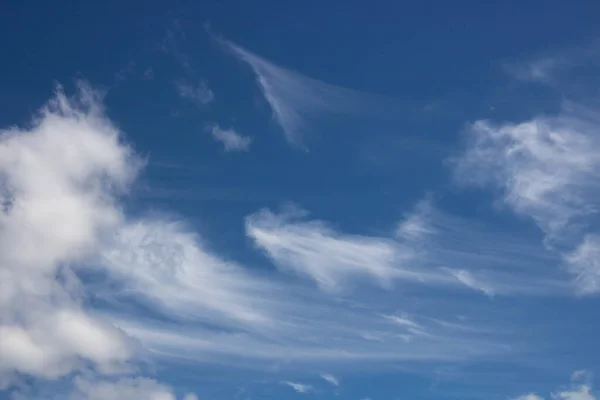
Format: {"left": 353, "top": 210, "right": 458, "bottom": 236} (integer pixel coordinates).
{"left": 320, "top": 373, "right": 339, "bottom": 386}
{"left": 283, "top": 381, "right": 312, "bottom": 393}
{"left": 216, "top": 36, "right": 411, "bottom": 147}
{"left": 246, "top": 203, "right": 566, "bottom": 296}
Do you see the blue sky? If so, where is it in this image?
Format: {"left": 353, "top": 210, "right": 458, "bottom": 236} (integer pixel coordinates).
{"left": 2, "top": 1, "right": 600, "bottom": 399}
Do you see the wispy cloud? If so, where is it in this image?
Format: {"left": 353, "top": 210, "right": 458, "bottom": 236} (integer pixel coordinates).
{"left": 210, "top": 125, "right": 252, "bottom": 152}
{"left": 565, "top": 235, "right": 600, "bottom": 295}
{"left": 175, "top": 79, "right": 215, "bottom": 107}
{"left": 245, "top": 202, "right": 565, "bottom": 296}
{"left": 445, "top": 269, "right": 496, "bottom": 297}
{"left": 320, "top": 373, "right": 339, "bottom": 386}
{"left": 396, "top": 197, "right": 568, "bottom": 296}
{"left": 160, "top": 20, "right": 192, "bottom": 72}
{"left": 245, "top": 206, "right": 404, "bottom": 291}
{"left": 283, "top": 381, "right": 312, "bottom": 393}
{"left": 100, "top": 218, "right": 275, "bottom": 327}
{"left": 216, "top": 36, "right": 408, "bottom": 147}
{"left": 505, "top": 40, "right": 600, "bottom": 86}
{"left": 453, "top": 110, "right": 600, "bottom": 240}
{"left": 453, "top": 103, "right": 600, "bottom": 294}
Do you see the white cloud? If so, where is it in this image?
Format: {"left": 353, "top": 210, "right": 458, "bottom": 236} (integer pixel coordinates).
{"left": 245, "top": 206, "right": 401, "bottom": 291}
{"left": 210, "top": 125, "right": 252, "bottom": 152}
{"left": 572, "top": 370, "right": 592, "bottom": 382}
{"left": 565, "top": 235, "right": 600, "bottom": 294}
{"left": 217, "top": 37, "right": 404, "bottom": 147}
{"left": 100, "top": 218, "right": 274, "bottom": 327}
{"left": 72, "top": 376, "right": 197, "bottom": 400}
{"left": 512, "top": 372, "right": 597, "bottom": 400}
{"left": 0, "top": 83, "right": 141, "bottom": 387}
{"left": 383, "top": 314, "right": 421, "bottom": 329}
{"left": 454, "top": 112, "right": 600, "bottom": 241}
{"left": 553, "top": 385, "right": 596, "bottom": 400}
{"left": 445, "top": 269, "right": 496, "bottom": 297}
{"left": 245, "top": 202, "right": 563, "bottom": 296}
{"left": 283, "top": 381, "right": 312, "bottom": 393}
{"left": 115, "top": 281, "right": 507, "bottom": 366}
{"left": 396, "top": 198, "right": 566, "bottom": 296}
{"left": 453, "top": 106, "right": 600, "bottom": 294}
{"left": 320, "top": 373, "right": 339, "bottom": 386}
{"left": 175, "top": 79, "right": 214, "bottom": 106}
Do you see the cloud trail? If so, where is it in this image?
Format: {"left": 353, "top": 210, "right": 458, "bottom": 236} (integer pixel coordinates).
{"left": 216, "top": 37, "right": 410, "bottom": 147}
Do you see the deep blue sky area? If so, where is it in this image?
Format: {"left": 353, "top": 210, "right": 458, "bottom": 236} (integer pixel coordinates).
{"left": 2, "top": 1, "right": 600, "bottom": 400}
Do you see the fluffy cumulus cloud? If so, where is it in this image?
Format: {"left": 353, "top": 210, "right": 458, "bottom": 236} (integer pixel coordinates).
{"left": 209, "top": 125, "right": 252, "bottom": 152}
{"left": 0, "top": 83, "right": 140, "bottom": 387}
{"left": 0, "top": 84, "right": 197, "bottom": 399}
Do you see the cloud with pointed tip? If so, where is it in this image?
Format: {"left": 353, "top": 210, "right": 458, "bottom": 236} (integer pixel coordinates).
{"left": 216, "top": 36, "right": 408, "bottom": 147}
{"left": 320, "top": 373, "right": 339, "bottom": 386}
{"left": 283, "top": 381, "right": 312, "bottom": 393}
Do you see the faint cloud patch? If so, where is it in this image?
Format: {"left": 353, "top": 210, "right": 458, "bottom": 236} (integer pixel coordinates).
{"left": 175, "top": 79, "right": 215, "bottom": 107}
{"left": 209, "top": 125, "right": 252, "bottom": 152}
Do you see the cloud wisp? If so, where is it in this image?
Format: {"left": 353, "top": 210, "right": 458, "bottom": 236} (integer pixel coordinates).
{"left": 396, "top": 198, "right": 569, "bottom": 297}
{"left": 245, "top": 203, "right": 565, "bottom": 297}
{"left": 245, "top": 206, "right": 403, "bottom": 291}
{"left": 284, "top": 381, "right": 312, "bottom": 393}
{"left": 175, "top": 79, "right": 215, "bottom": 107}
{"left": 320, "top": 373, "right": 339, "bottom": 387}
{"left": 453, "top": 103, "right": 600, "bottom": 294}
{"left": 216, "top": 37, "right": 409, "bottom": 147}
{"left": 209, "top": 125, "right": 252, "bottom": 152}
{"left": 505, "top": 40, "right": 600, "bottom": 86}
